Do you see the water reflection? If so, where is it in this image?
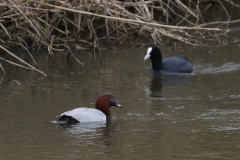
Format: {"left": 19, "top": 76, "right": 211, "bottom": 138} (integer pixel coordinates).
{"left": 149, "top": 73, "right": 191, "bottom": 97}
{"left": 58, "top": 122, "right": 116, "bottom": 147}
{"left": 149, "top": 74, "right": 163, "bottom": 98}
{"left": 60, "top": 122, "right": 107, "bottom": 134}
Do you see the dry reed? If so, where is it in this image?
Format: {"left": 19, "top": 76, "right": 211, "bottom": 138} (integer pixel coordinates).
{"left": 0, "top": 0, "right": 240, "bottom": 76}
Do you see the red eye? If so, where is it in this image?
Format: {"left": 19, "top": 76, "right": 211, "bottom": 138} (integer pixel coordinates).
{"left": 111, "top": 96, "right": 113, "bottom": 98}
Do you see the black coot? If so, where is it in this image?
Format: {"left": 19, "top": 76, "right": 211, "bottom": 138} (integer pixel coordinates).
{"left": 144, "top": 47, "right": 193, "bottom": 73}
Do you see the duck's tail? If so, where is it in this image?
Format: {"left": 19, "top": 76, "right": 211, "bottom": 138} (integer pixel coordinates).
{"left": 57, "top": 115, "right": 80, "bottom": 124}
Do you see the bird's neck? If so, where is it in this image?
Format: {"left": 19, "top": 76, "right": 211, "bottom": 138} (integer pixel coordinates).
{"left": 96, "top": 100, "right": 111, "bottom": 116}
{"left": 96, "top": 105, "right": 111, "bottom": 117}
{"left": 151, "top": 58, "right": 163, "bottom": 70}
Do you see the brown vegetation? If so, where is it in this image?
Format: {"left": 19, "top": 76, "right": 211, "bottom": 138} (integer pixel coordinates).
{"left": 0, "top": 0, "right": 240, "bottom": 76}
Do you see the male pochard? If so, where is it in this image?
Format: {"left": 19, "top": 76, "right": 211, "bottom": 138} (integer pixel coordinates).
{"left": 144, "top": 46, "right": 193, "bottom": 73}
{"left": 57, "top": 93, "right": 123, "bottom": 124}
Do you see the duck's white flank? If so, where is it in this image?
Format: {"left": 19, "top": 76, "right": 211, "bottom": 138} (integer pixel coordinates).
{"left": 144, "top": 47, "right": 152, "bottom": 60}
{"left": 60, "top": 107, "right": 106, "bottom": 123}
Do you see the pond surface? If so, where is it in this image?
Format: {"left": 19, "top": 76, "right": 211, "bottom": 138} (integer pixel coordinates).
{"left": 1, "top": 41, "right": 240, "bottom": 160}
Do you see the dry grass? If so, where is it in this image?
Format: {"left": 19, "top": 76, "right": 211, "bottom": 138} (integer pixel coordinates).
{"left": 0, "top": 0, "right": 240, "bottom": 76}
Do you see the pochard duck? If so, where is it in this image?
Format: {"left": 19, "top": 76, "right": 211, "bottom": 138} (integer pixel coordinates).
{"left": 144, "top": 46, "right": 193, "bottom": 73}
{"left": 57, "top": 93, "right": 123, "bottom": 124}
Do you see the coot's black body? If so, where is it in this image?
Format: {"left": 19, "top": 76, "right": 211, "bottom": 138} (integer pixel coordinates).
{"left": 144, "top": 47, "right": 193, "bottom": 73}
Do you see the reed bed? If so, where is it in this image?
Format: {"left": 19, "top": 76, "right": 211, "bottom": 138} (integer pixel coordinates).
{"left": 0, "top": 0, "right": 240, "bottom": 76}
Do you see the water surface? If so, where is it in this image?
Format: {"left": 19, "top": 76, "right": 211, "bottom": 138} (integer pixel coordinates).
{"left": 1, "top": 43, "right": 240, "bottom": 159}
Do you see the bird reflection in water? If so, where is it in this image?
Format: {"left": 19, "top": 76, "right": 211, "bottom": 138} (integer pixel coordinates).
{"left": 149, "top": 72, "right": 191, "bottom": 98}
{"left": 58, "top": 121, "right": 117, "bottom": 146}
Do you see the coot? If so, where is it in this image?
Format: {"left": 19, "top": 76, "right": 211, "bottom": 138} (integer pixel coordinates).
{"left": 144, "top": 46, "right": 193, "bottom": 73}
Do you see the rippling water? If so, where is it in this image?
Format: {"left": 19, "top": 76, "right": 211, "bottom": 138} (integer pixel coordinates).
{"left": 1, "top": 42, "right": 240, "bottom": 159}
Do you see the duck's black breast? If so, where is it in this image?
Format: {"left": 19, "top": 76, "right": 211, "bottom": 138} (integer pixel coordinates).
{"left": 162, "top": 55, "right": 193, "bottom": 73}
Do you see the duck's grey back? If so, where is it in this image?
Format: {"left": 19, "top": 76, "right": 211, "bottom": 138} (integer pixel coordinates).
{"left": 60, "top": 108, "right": 106, "bottom": 123}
